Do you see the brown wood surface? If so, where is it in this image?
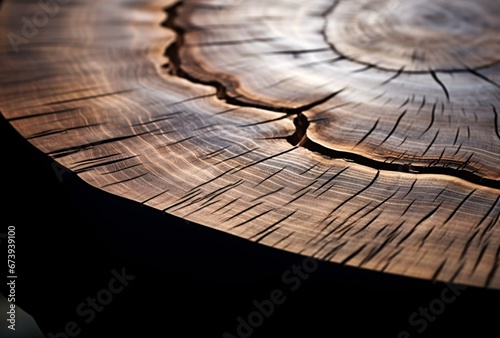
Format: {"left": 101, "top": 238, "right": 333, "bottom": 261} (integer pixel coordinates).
{"left": 1, "top": 0, "right": 499, "bottom": 289}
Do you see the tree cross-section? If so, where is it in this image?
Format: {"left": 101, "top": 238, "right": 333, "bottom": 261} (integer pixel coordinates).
{"left": 1, "top": 0, "right": 499, "bottom": 289}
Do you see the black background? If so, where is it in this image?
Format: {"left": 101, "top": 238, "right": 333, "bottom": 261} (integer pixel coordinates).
{"left": 2, "top": 108, "right": 500, "bottom": 338}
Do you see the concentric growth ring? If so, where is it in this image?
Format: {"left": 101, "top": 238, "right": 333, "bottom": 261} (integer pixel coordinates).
{"left": 325, "top": 0, "right": 500, "bottom": 72}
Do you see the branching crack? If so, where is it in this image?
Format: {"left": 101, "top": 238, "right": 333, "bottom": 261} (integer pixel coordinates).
{"left": 162, "top": 2, "right": 500, "bottom": 190}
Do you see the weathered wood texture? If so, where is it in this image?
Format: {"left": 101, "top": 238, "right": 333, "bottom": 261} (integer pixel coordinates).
{"left": 1, "top": 0, "right": 499, "bottom": 288}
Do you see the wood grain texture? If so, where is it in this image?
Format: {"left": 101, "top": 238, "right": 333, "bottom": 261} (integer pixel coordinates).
{"left": 174, "top": 0, "right": 500, "bottom": 181}
{"left": 1, "top": 0, "right": 500, "bottom": 289}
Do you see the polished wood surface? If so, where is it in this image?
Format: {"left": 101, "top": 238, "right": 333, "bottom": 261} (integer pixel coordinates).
{"left": 1, "top": 0, "right": 499, "bottom": 289}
